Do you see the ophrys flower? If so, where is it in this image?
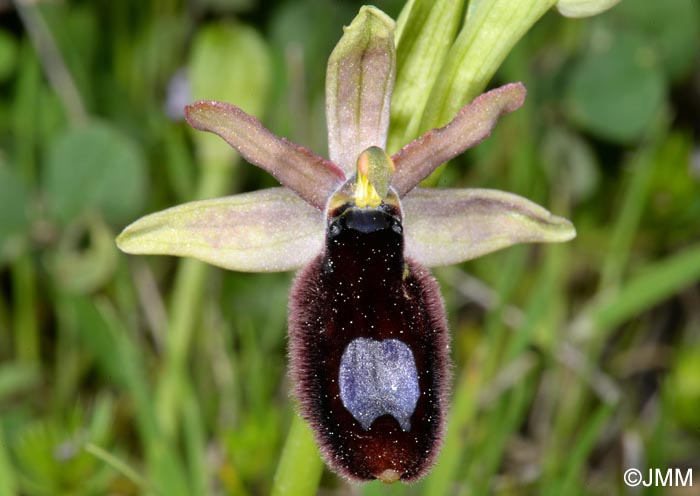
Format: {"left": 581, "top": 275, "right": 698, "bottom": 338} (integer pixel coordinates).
{"left": 117, "top": 6, "right": 575, "bottom": 483}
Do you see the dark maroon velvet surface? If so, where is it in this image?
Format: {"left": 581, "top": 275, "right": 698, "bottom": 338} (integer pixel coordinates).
{"left": 289, "top": 205, "right": 451, "bottom": 482}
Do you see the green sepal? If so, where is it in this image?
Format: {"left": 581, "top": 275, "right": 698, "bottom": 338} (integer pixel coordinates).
{"left": 117, "top": 188, "right": 324, "bottom": 272}
{"left": 325, "top": 6, "right": 396, "bottom": 173}
{"left": 403, "top": 187, "right": 575, "bottom": 267}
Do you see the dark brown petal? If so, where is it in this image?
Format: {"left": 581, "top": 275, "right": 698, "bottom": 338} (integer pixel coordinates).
{"left": 186, "top": 101, "right": 345, "bottom": 210}
{"left": 391, "top": 82, "right": 526, "bottom": 197}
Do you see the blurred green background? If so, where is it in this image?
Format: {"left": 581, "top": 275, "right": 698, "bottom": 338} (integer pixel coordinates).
{"left": 0, "top": 0, "right": 699, "bottom": 495}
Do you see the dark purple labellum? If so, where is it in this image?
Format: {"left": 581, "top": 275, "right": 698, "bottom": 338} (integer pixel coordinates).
{"left": 289, "top": 202, "right": 451, "bottom": 483}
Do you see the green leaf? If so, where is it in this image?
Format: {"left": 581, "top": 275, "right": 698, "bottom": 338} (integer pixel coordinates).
{"left": 614, "top": 0, "right": 700, "bottom": 81}
{"left": 667, "top": 344, "right": 700, "bottom": 431}
{"left": 565, "top": 29, "right": 666, "bottom": 143}
{"left": 648, "top": 132, "right": 700, "bottom": 237}
{"left": 556, "top": 0, "right": 621, "bottom": 18}
{"left": 394, "top": 0, "right": 416, "bottom": 43}
{"left": 12, "top": 410, "right": 115, "bottom": 495}
{"left": 0, "top": 362, "right": 40, "bottom": 402}
{"left": 0, "top": 426, "right": 18, "bottom": 495}
{"left": 269, "top": 1, "right": 354, "bottom": 97}
{"left": 0, "top": 29, "right": 18, "bottom": 83}
{"left": 48, "top": 214, "right": 119, "bottom": 294}
{"left": 588, "top": 244, "right": 700, "bottom": 334}
{"left": 43, "top": 121, "right": 147, "bottom": 225}
{"left": 0, "top": 162, "right": 30, "bottom": 258}
{"left": 541, "top": 126, "right": 600, "bottom": 203}
{"left": 38, "top": 2, "right": 97, "bottom": 108}
{"left": 420, "top": 0, "right": 554, "bottom": 130}
{"left": 196, "top": 0, "right": 255, "bottom": 13}
{"left": 387, "top": 0, "right": 466, "bottom": 152}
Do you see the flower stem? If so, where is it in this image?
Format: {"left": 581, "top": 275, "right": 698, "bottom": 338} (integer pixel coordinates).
{"left": 0, "top": 425, "right": 18, "bottom": 495}
{"left": 155, "top": 161, "right": 235, "bottom": 438}
{"left": 11, "top": 254, "right": 39, "bottom": 364}
{"left": 272, "top": 414, "right": 323, "bottom": 496}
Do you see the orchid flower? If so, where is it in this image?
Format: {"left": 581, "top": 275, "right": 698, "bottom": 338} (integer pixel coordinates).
{"left": 117, "top": 6, "right": 575, "bottom": 484}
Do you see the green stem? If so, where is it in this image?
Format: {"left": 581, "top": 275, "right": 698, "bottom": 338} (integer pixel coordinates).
{"left": 85, "top": 443, "right": 148, "bottom": 490}
{"left": 0, "top": 425, "right": 18, "bottom": 496}
{"left": 182, "top": 381, "right": 208, "bottom": 496}
{"left": 155, "top": 161, "right": 236, "bottom": 437}
{"left": 272, "top": 414, "right": 323, "bottom": 496}
{"left": 597, "top": 144, "right": 657, "bottom": 293}
{"left": 424, "top": 250, "right": 526, "bottom": 495}
{"left": 592, "top": 244, "right": 700, "bottom": 334}
{"left": 94, "top": 296, "right": 189, "bottom": 496}
{"left": 423, "top": 364, "right": 480, "bottom": 496}
{"left": 11, "top": 254, "right": 39, "bottom": 364}
{"left": 14, "top": 0, "right": 88, "bottom": 125}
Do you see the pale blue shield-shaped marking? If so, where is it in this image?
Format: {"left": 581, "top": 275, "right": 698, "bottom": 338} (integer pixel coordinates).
{"left": 339, "top": 337, "right": 420, "bottom": 431}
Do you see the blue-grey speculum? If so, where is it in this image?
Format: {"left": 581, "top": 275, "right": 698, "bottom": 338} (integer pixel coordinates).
{"left": 339, "top": 337, "right": 420, "bottom": 431}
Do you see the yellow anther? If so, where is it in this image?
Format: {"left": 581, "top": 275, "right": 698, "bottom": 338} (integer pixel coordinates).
{"left": 354, "top": 146, "right": 395, "bottom": 208}
{"left": 355, "top": 171, "right": 382, "bottom": 208}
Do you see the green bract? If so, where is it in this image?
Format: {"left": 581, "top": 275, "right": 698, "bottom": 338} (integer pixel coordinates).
{"left": 556, "top": 0, "right": 622, "bottom": 17}
{"left": 117, "top": 6, "right": 575, "bottom": 271}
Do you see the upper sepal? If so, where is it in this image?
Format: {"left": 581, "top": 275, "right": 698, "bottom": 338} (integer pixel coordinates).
{"left": 186, "top": 101, "right": 345, "bottom": 210}
{"left": 326, "top": 6, "right": 396, "bottom": 174}
{"left": 116, "top": 188, "right": 324, "bottom": 272}
{"left": 402, "top": 187, "right": 575, "bottom": 267}
{"left": 391, "top": 83, "right": 526, "bottom": 197}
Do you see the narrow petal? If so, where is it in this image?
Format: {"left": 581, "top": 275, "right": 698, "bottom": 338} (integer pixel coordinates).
{"left": 186, "top": 102, "right": 345, "bottom": 210}
{"left": 326, "top": 6, "right": 396, "bottom": 173}
{"left": 116, "top": 188, "right": 324, "bottom": 272}
{"left": 391, "top": 83, "right": 526, "bottom": 197}
{"left": 402, "top": 188, "right": 575, "bottom": 267}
